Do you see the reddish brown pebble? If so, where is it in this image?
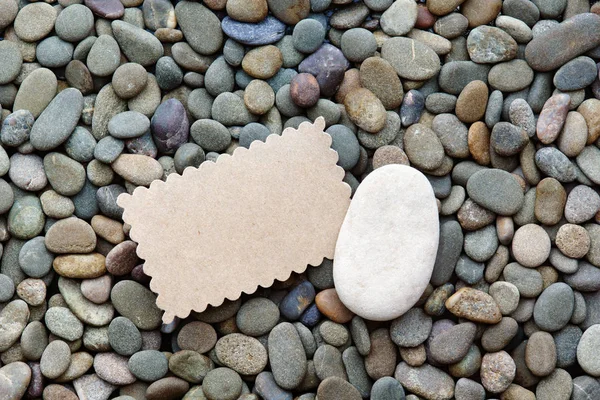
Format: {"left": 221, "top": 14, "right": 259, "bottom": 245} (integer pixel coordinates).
{"left": 315, "top": 288, "right": 354, "bottom": 323}
{"left": 290, "top": 73, "right": 320, "bottom": 108}
{"left": 468, "top": 121, "right": 491, "bottom": 165}
{"left": 105, "top": 240, "right": 139, "bottom": 276}
{"left": 445, "top": 287, "right": 502, "bottom": 323}
{"left": 415, "top": 5, "right": 437, "bottom": 29}
{"left": 335, "top": 69, "right": 362, "bottom": 104}
{"left": 537, "top": 94, "right": 570, "bottom": 144}
{"left": 455, "top": 80, "right": 488, "bottom": 123}
{"left": 146, "top": 377, "right": 190, "bottom": 400}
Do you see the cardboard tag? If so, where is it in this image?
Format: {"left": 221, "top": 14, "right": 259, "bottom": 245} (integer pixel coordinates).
{"left": 117, "top": 117, "right": 351, "bottom": 323}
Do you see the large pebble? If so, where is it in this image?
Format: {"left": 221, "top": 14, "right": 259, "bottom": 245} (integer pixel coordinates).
{"left": 0, "top": 361, "right": 32, "bottom": 400}
{"left": 334, "top": 165, "right": 438, "bottom": 321}
{"left": 525, "top": 13, "right": 600, "bottom": 71}
{"left": 268, "top": 322, "right": 307, "bottom": 390}
{"left": 0, "top": 300, "right": 30, "bottom": 352}
{"left": 111, "top": 154, "right": 163, "bottom": 186}
{"left": 533, "top": 282, "right": 574, "bottom": 332}
{"left": 215, "top": 333, "right": 268, "bottom": 375}
{"left": 394, "top": 363, "right": 454, "bottom": 400}
{"left": 466, "top": 168, "right": 524, "bottom": 215}
{"left": 381, "top": 37, "right": 441, "bottom": 81}
{"left": 30, "top": 88, "right": 83, "bottom": 151}
{"left": 221, "top": 16, "right": 286, "bottom": 46}
{"left": 112, "top": 20, "right": 164, "bottom": 67}
{"left": 467, "top": 26, "right": 517, "bottom": 63}
{"left": 58, "top": 277, "right": 114, "bottom": 326}
{"left": 175, "top": 1, "right": 222, "bottom": 55}
{"left": 111, "top": 280, "right": 162, "bottom": 330}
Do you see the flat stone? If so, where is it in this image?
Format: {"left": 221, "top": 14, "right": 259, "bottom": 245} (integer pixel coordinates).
{"left": 112, "top": 20, "right": 164, "bottom": 66}
{"left": 535, "top": 147, "right": 576, "bottom": 182}
{"left": 380, "top": 0, "right": 417, "bottom": 36}
{"left": 58, "top": 277, "right": 114, "bottom": 326}
{"left": 381, "top": 37, "right": 441, "bottom": 81}
{"left": 0, "top": 300, "right": 29, "bottom": 352}
{"left": 128, "top": 350, "right": 168, "bottom": 382}
{"left": 30, "top": 88, "right": 83, "bottom": 151}
{"left": 175, "top": 1, "right": 222, "bottom": 55}
{"left": 0, "top": 361, "right": 32, "bottom": 400}
{"left": 537, "top": 93, "right": 570, "bottom": 144}
{"left": 403, "top": 124, "right": 445, "bottom": 170}
{"left": 466, "top": 168, "right": 524, "bottom": 215}
{"left": 525, "top": 13, "right": 600, "bottom": 71}
{"left": 268, "top": 322, "right": 307, "bottom": 390}
{"left": 533, "top": 282, "right": 574, "bottom": 332}
{"left": 317, "top": 377, "right": 361, "bottom": 400}
{"left": 215, "top": 333, "right": 268, "bottom": 375}
{"left": 13, "top": 3, "right": 56, "bottom": 42}
{"left": 111, "top": 154, "right": 163, "bottom": 186}
{"left": 334, "top": 165, "right": 438, "bottom": 321}
{"left": 394, "top": 363, "right": 454, "bottom": 400}
{"left": 53, "top": 253, "right": 106, "bottom": 279}
{"left": 446, "top": 287, "right": 502, "bottom": 323}
{"left": 46, "top": 217, "right": 96, "bottom": 254}
{"left": 40, "top": 340, "right": 71, "bottom": 379}
{"left": 429, "top": 322, "right": 476, "bottom": 364}
{"left": 45, "top": 306, "right": 84, "bottom": 341}
{"left": 438, "top": 61, "right": 491, "bottom": 95}
{"left": 94, "top": 353, "right": 136, "bottom": 386}
{"left": 221, "top": 16, "right": 286, "bottom": 46}
{"left": 111, "top": 280, "right": 162, "bottom": 330}
{"left": 467, "top": 25, "right": 517, "bottom": 63}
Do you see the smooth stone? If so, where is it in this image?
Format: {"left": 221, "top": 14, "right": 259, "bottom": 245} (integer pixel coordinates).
{"left": 8, "top": 196, "right": 45, "bottom": 240}
{"left": 0, "top": 361, "right": 32, "bottom": 400}
{"left": 537, "top": 93, "right": 570, "bottom": 144}
{"left": 525, "top": 13, "right": 600, "bottom": 71}
{"left": 73, "top": 374, "right": 116, "bottom": 400}
{"left": 53, "top": 253, "right": 106, "bottom": 279}
{"left": 111, "top": 280, "right": 162, "bottom": 330}
{"left": 30, "top": 88, "right": 83, "bottom": 151}
{"left": 108, "top": 112, "right": 150, "bottom": 139}
{"left": 554, "top": 56, "right": 597, "bottom": 91}
{"left": 381, "top": 37, "right": 441, "bottom": 81}
{"left": 466, "top": 168, "right": 524, "bottom": 215}
{"left": 212, "top": 92, "right": 258, "bottom": 126}
{"left": 571, "top": 376, "right": 600, "bottom": 400}
{"left": 489, "top": 60, "right": 534, "bottom": 92}
{"left": 202, "top": 368, "right": 242, "bottom": 400}
{"left": 87, "top": 35, "right": 121, "bottom": 77}
{"left": 467, "top": 25, "right": 517, "bottom": 63}
{"left": 298, "top": 44, "right": 349, "bottom": 97}
{"left": 40, "top": 340, "right": 71, "bottom": 379}
{"left": 175, "top": 1, "right": 222, "bottom": 55}
{"left": 380, "top": 0, "right": 417, "bottom": 36}
{"left": 370, "top": 376, "right": 405, "bottom": 400}
{"left": 439, "top": 61, "right": 490, "bottom": 95}
{"left": 317, "top": 377, "right": 361, "bottom": 400}
{"left": 0, "top": 300, "right": 30, "bottom": 352}
{"left": 111, "top": 154, "right": 163, "bottom": 186}
{"left": 215, "top": 333, "right": 268, "bottom": 375}
{"left": 13, "top": 68, "right": 57, "bottom": 119}
{"left": 268, "top": 322, "right": 307, "bottom": 390}
{"left": 94, "top": 353, "right": 136, "bottom": 385}
{"left": 221, "top": 16, "right": 286, "bottom": 46}
{"left": 400, "top": 90, "right": 425, "bottom": 127}
{"left": 36, "top": 37, "right": 74, "bottom": 68}
{"left": 92, "top": 84, "right": 128, "bottom": 141}
{"left": 8, "top": 153, "right": 46, "bottom": 192}
{"left": 565, "top": 185, "right": 600, "bottom": 223}
{"left": 394, "top": 363, "right": 454, "bottom": 400}
{"left": 403, "top": 124, "right": 445, "bottom": 170}
{"left": 526, "top": 331, "right": 557, "bottom": 377}
{"left": 576, "top": 146, "right": 600, "bottom": 185}
{"left": 150, "top": 98, "right": 189, "bottom": 154}
{"left": 112, "top": 20, "right": 164, "bottom": 66}
{"left": 535, "top": 147, "right": 576, "bottom": 182}
{"left": 45, "top": 306, "right": 84, "bottom": 341}
{"left": 334, "top": 165, "right": 438, "bottom": 321}
{"left": 481, "top": 351, "right": 516, "bottom": 393}
{"left": 58, "top": 278, "right": 114, "bottom": 326}
{"left": 455, "top": 80, "right": 488, "bottom": 124}
{"left": 128, "top": 350, "right": 168, "bottom": 382}
{"left": 446, "top": 287, "right": 502, "bottom": 323}
{"left": 168, "top": 350, "right": 213, "bottom": 384}
{"left": 431, "top": 220, "right": 463, "bottom": 285}
{"left": 45, "top": 217, "right": 96, "bottom": 254}
{"left": 109, "top": 317, "right": 142, "bottom": 356}
{"left": 429, "top": 322, "right": 476, "bottom": 364}
{"left": 554, "top": 325, "right": 582, "bottom": 368}
{"left": 533, "top": 282, "right": 574, "bottom": 332}
{"left": 0, "top": 41, "right": 22, "bottom": 85}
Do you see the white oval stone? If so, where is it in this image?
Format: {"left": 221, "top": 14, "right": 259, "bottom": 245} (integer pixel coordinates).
{"left": 333, "top": 164, "right": 439, "bottom": 321}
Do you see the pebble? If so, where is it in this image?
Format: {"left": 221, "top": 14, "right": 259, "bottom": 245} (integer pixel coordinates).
{"left": 215, "top": 333, "right": 268, "bottom": 375}
{"left": 221, "top": 16, "right": 286, "bottom": 46}
{"left": 30, "top": 88, "right": 84, "bottom": 151}
{"left": 489, "top": 59, "right": 534, "bottom": 92}
{"left": 467, "top": 26, "right": 517, "bottom": 63}
{"left": 128, "top": 350, "right": 168, "bottom": 382}
{"left": 45, "top": 306, "right": 83, "bottom": 341}
{"left": 526, "top": 331, "right": 557, "bottom": 377}
{"left": 268, "top": 322, "right": 307, "bottom": 389}
{"left": 0, "top": 361, "right": 31, "bottom": 400}
{"left": 168, "top": 350, "right": 213, "bottom": 383}
{"left": 94, "top": 352, "right": 137, "bottom": 385}
{"left": 394, "top": 363, "right": 454, "bottom": 400}
{"left": 466, "top": 168, "right": 524, "bottom": 215}
{"left": 40, "top": 340, "right": 71, "bottom": 379}
{"left": 326, "top": 124, "right": 360, "bottom": 170}
{"left": 511, "top": 224, "right": 551, "bottom": 267}
{"left": 533, "top": 282, "right": 574, "bottom": 332}
{"left": 535, "top": 147, "right": 576, "bottom": 182}
{"left": 177, "top": 321, "right": 217, "bottom": 353}
{"left": 381, "top": 37, "right": 441, "bottom": 81}
{"left": 565, "top": 185, "right": 600, "bottom": 223}
{"left": 334, "top": 165, "right": 438, "bottom": 321}
{"left": 525, "top": 13, "right": 600, "bottom": 71}
{"left": 380, "top": 0, "right": 417, "bottom": 36}
{"left": 9, "top": 153, "right": 47, "bottom": 192}
{"left": 203, "top": 368, "right": 242, "bottom": 400}
{"left": 0, "top": 300, "right": 30, "bottom": 351}
{"left": 446, "top": 287, "right": 502, "bottom": 323}
{"left": 8, "top": 195, "right": 45, "bottom": 240}
{"left": 111, "top": 280, "right": 162, "bottom": 330}
{"left": 317, "top": 376, "right": 361, "bottom": 400}
{"left": 53, "top": 253, "right": 106, "bottom": 279}
{"left": 290, "top": 73, "right": 320, "bottom": 108}
{"left": 343, "top": 88, "right": 387, "bottom": 133}
{"left": 480, "top": 351, "right": 516, "bottom": 393}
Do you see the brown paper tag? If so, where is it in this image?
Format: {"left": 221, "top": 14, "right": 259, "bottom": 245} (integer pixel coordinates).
{"left": 117, "top": 117, "right": 351, "bottom": 323}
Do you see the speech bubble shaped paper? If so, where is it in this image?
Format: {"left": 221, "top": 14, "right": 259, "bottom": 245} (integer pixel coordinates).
{"left": 117, "top": 117, "right": 351, "bottom": 323}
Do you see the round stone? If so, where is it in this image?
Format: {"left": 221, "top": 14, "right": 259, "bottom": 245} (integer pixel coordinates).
{"left": 344, "top": 88, "right": 387, "bottom": 133}
{"left": 466, "top": 169, "right": 524, "bottom": 215}
{"left": 108, "top": 111, "right": 150, "bottom": 139}
{"left": 236, "top": 297, "right": 280, "bottom": 337}
{"left": 326, "top": 125, "right": 360, "bottom": 171}
{"left": 480, "top": 351, "right": 516, "bottom": 393}
{"left": 44, "top": 306, "right": 83, "bottom": 341}
{"left": 112, "top": 63, "right": 148, "bottom": 100}
{"left": 381, "top": 37, "right": 441, "bottom": 81}
{"left": 215, "top": 333, "right": 268, "bottom": 375}
{"left": 40, "top": 340, "right": 71, "bottom": 379}
{"left": 94, "top": 352, "right": 136, "bottom": 385}
{"left": 14, "top": 3, "right": 57, "bottom": 42}
{"left": 340, "top": 28, "right": 377, "bottom": 63}
{"left": 111, "top": 280, "right": 163, "bottom": 330}
{"left": 577, "top": 325, "right": 600, "bottom": 376}
{"left": 190, "top": 119, "right": 231, "bottom": 152}
{"left": 177, "top": 321, "right": 217, "bottom": 354}
{"left": 535, "top": 147, "right": 576, "bottom": 182}
{"left": 317, "top": 376, "right": 362, "bottom": 400}
{"left": 403, "top": 124, "right": 445, "bottom": 170}
{"left": 533, "top": 283, "right": 574, "bottom": 332}
{"left": 556, "top": 224, "right": 590, "bottom": 259}
{"left": 111, "top": 154, "right": 163, "bottom": 186}
{"left": 108, "top": 316, "right": 142, "bottom": 356}
{"left": 0, "top": 41, "right": 22, "bottom": 85}
{"left": 467, "top": 25, "right": 517, "bottom": 63}
{"left": 359, "top": 57, "right": 403, "bottom": 110}
{"left": 8, "top": 153, "right": 46, "bottom": 192}
{"left": 554, "top": 56, "right": 597, "bottom": 91}
{"left": 490, "top": 122, "right": 528, "bottom": 156}
{"left": 292, "top": 19, "right": 325, "bottom": 54}
{"left": 455, "top": 80, "right": 488, "bottom": 123}
{"left": 169, "top": 350, "right": 214, "bottom": 383}
{"left": 244, "top": 80, "right": 275, "bottom": 115}
{"left": 202, "top": 368, "right": 243, "bottom": 400}
{"left": 55, "top": 4, "right": 94, "bottom": 42}
{"left": 394, "top": 363, "right": 454, "bottom": 400}
{"left": 45, "top": 217, "right": 96, "bottom": 254}
{"left": 380, "top": 0, "right": 417, "bottom": 35}
{"left": 289, "top": 73, "right": 320, "bottom": 108}
{"left": 128, "top": 350, "right": 168, "bottom": 382}
{"left": 226, "top": 0, "right": 267, "bottom": 22}
{"left": 512, "top": 224, "right": 551, "bottom": 267}
{"left": 565, "top": 185, "right": 600, "bottom": 224}
{"left": 526, "top": 331, "right": 557, "bottom": 377}
{"left": 489, "top": 60, "right": 534, "bottom": 92}
{"left": 242, "top": 45, "right": 283, "bottom": 79}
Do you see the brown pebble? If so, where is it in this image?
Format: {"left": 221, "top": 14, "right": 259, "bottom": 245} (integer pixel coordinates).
{"left": 480, "top": 350, "right": 516, "bottom": 393}
{"left": 146, "top": 377, "right": 190, "bottom": 400}
{"left": 426, "top": 0, "right": 466, "bottom": 16}
{"left": 415, "top": 4, "right": 437, "bottom": 29}
{"left": 53, "top": 253, "right": 107, "bottom": 279}
{"left": 105, "top": 241, "right": 139, "bottom": 276}
{"left": 16, "top": 279, "right": 46, "bottom": 306}
{"left": 525, "top": 331, "right": 556, "bottom": 377}
{"left": 534, "top": 178, "right": 566, "bottom": 225}
{"left": 244, "top": 79, "right": 275, "bottom": 115}
{"left": 501, "top": 384, "right": 536, "bottom": 400}
{"left": 65, "top": 60, "right": 94, "bottom": 95}
{"left": 446, "top": 287, "right": 502, "bottom": 323}
{"left": 43, "top": 384, "right": 79, "bottom": 400}
{"left": 372, "top": 145, "right": 409, "bottom": 169}
{"left": 555, "top": 223, "right": 590, "bottom": 258}
{"left": 315, "top": 288, "right": 354, "bottom": 323}
{"left": 537, "top": 266, "right": 558, "bottom": 290}
{"left": 155, "top": 28, "right": 184, "bottom": 43}
{"left": 461, "top": 0, "right": 503, "bottom": 28}
{"left": 344, "top": 87, "right": 387, "bottom": 133}
{"left": 45, "top": 217, "right": 97, "bottom": 254}
{"left": 91, "top": 215, "right": 125, "bottom": 245}
{"left": 577, "top": 98, "right": 600, "bottom": 144}
{"left": 226, "top": 0, "right": 268, "bottom": 23}
{"left": 290, "top": 73, "right": 320, "bottom": 108}
{"left": 177, "top": 321, "right": 218, "bottom": 354}
{"left": 359, "top": 57, "right": 404, "bottom": 110}
{"left": 496, "top": 217, "right": 514, "bottom": 246}
{"left": 468, "top": 121, "right": 491, "bottom": 165}
{"left": 399, "top": 344, "right": 426, "bottom": 367}
{"left": 112, "top": 63, "right": 148, "bottom": 100}
{"left": 317, "top": 376, "right": 361, "bottom": 400}
{"left": 536, "top": 93, "right": 570, "bottom": 144}
{"left": 335, "top": 68, "right": 362, "bottom": 104}
{"left": 242, "top": 45, "right": 283, "bottom": 79}
{"left": 364, "top": 328, "right": 397, "bottom": 380}
{"left": 456, "top": 80, "right": 488, "bottom": 123}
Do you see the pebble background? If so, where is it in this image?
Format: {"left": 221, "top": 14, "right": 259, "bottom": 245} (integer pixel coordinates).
{"left": 0, "top": 0, "right": 600, "bottom": 399}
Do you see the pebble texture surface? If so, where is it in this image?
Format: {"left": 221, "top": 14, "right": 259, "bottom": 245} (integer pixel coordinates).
{"left": 0, "top": 0, "right": 599, "bottom": 399}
